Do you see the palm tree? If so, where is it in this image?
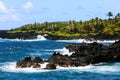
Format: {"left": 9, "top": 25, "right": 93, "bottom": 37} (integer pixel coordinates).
{"left": 115, "top": 13, "right": 120, "bottom": 18}
{"left": 107, "top": 12, "right": 113, "bottom": 19}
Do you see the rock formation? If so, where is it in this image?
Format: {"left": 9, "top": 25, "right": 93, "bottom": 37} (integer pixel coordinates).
{"left": 16, "top": 56, "right": 43, "bottom": 68}
{"left": 16, "top": 40, "right": 120, "bottom": 69}
{"left": 45, "top": 63, "right": 56, "bottom": 69}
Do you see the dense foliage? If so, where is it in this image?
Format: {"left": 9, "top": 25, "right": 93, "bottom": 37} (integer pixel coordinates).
{"left": 11, "top": 12, "right": 120, "bottom": 37}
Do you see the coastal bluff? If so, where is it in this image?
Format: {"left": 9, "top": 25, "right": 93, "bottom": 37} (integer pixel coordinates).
{"left": 16, "top": 40, "right": 120, "bottom": 69}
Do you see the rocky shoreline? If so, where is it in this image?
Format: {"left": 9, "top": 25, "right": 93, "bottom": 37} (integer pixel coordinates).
{"left": 16, "top": 40, "right": 120, "bottom": 69}
{"left": 0, "top": 30, "right": 119, "bottom": 40}
{"left": 0, "top": 30, "right": 37, "bottom": 39}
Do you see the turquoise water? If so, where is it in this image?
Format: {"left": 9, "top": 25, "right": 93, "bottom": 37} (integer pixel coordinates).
{"left": 0, "top": 39, "right": 120, "bottom": 80}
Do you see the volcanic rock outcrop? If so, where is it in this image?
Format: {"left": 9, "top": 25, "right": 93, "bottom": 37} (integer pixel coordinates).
{"left": 16, "top": 40, "right": 120, "bottom": 69}
{"left": 16, "top": 56, "right": 43, "bottom": 68}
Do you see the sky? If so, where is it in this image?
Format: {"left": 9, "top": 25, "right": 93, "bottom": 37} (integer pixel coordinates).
{"left": 0, "top": 0, "right": 120, "bottom": 30}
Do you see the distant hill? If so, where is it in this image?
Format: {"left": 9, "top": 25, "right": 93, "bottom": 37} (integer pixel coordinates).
{"left": 1, "top": 12, "right": 120, "bottom": 40}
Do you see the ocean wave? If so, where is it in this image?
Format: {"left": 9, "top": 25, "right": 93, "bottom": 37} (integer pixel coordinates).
{"left": 56, "top": 39, "right": 118, "bottom": 44}
{"left": 57, "top": 63, "right": 120, "bottom": 74}
{"left": 37, "top": 35, "right": 46, "bottom": 40}
{"left": 44, "top": 48, "right": 67, "bottom": 52}
{"left": 44, "top": 48, "right": 73, "bottom": 56}
{"left": 56, "top": 39, "right": 83, "bottom": 43}
{"left": 0, "top": 38, "right": 46, "bottom": 42}
{"left": 60, "top": 48, "right": 73, "bottom": 56}
{"left": 0, "top": 62, "right": 51, "bottom": 73}
{"left": 29, "top": 53, "right": 42, "bottom": 56}
{"left": 0, "top": 35, "right": 47, "bottom": 42}
{"left": 0, "top": 62, "right": 120, "bottom": 74}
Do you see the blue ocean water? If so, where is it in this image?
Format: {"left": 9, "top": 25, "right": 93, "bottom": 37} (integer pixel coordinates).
{"left": 0, "top": 39, "right": 120, "bottom": 80}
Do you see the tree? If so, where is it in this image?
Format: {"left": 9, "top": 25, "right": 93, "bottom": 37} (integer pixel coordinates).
{"left": 95, "top": 17, "right": 99, "bottom": 20}
{"left": 10, "top": 11, "right": 120, "bottom": 37}
{"left": 107, "top": 12, "right": 113, "bottom": 19}
{"left": 45, "top": 21, "right": 48, "bottom": 28}
{"left": 115, "top": 13, "right": 120, "bottom": 18}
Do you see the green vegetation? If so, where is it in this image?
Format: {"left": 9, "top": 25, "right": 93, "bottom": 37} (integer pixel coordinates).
{"left": 10, "top": 12, "right": 120, "bottom": 37}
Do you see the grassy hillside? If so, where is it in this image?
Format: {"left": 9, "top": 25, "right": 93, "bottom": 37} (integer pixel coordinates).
{"left": 10, "top": 12, "right": 120, "bottom": 37}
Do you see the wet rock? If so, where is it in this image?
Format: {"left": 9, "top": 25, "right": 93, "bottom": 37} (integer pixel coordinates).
{"left": 16, "top": 60, "right": 33, "bottom": 68}
{"left": 16, "top": 40, "right": 120, "bottom": 69}
{"left": 16, "top": 60, "right": 24, "bottom": 68}
{"left": 48, "top": 52, "right": 71, "bottom": 67}
{"left": 16, "top": 56, "right": 43, "bottom": 68}
{"left": 47, "top": 40, "right": 120, "bottom": 67}
{"left": 16, "top": 56, "right": 33, "bottom": 68}
{"left": 24, "top": 56, "right": 31, "bottom": 62}
{"left": 33, "top": 56, "right": 43, "bottom": 63}
{"left": 66, "top": 43, "right": 79, "bottom": 52}
{"left": 33, "top": 63, "right": 41, "bottom": 68}
{"left": 45, "top": 63, "right": 56, "bottom": 69}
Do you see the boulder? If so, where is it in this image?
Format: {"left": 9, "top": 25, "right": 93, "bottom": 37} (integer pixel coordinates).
{"left": 45, "top": 63, "right": 56, "bottom": 69}
{"left": 33, "top": 56, "right": 43, "bottom": 63}
{"left": 48, "top": 52, "right": 71, "bottom": 67}
{"left": 33, "top": 63, "right": 41, "bottom": 68}
{"left": 24, "top": 56, "right": 31, "bottom": 61}
{"left": 16, "top": 60, "right": 33, "bottom": 68}
{"left": 16, "top": 56, "right": 43, "bottom": 68}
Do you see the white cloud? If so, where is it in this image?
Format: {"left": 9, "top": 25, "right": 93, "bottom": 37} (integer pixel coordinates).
{"left": 0, "top": 1, "right": 7, "bottom": 13}
{"left": 0, "top": 1, "right": 19, "bottom": 22}
{"left": 22, "top": 1, "right": 33, "bottom": 11}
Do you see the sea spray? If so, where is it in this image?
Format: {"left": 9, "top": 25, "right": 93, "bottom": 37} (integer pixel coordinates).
{"left": 44, "top": 47, "right": 74, "bottom": 56}
{"left": 57, "top": 39, "right": 117, "bottom": 44}
{"left": 0, "top": 35, "right": 47, "bottom": 42}
{"left": 0, "top": 62, "right": 51, "bottom": 73}
{"left": 37, "top": 35, "right": 46, "bottom": 40}
{"left": 1, "top": 62, "right": 120, "bottom": 74}
{"left": 60, "top": 48, "right": 73, "bottom": 56}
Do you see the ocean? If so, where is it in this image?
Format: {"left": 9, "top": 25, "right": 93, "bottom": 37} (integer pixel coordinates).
{"left": 0, "top": 38, "right": 120, "bottom": 80}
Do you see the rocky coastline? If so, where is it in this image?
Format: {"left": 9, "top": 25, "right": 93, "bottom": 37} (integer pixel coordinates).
{"left": 0, "top": 30, "right": 37, "bottom": 39}
{"left": 0, "top": 30, "right": 119, "bottom": 40}
{"left": 16, "top": 40, "right": 120, "bottom": 69}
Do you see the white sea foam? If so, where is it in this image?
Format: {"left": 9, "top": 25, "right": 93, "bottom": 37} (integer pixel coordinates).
{"left": 37, "top": 35, "right": 46, "bottom": 40}
{"left": 56, "top": 39, "right": 82, "bottom": 43}
{"left": 0, "top": 62, "right": 120, "bottom": 74}
{"left": 45, "top": 48, "right": 67, "bottom": 52}
{"left": 44, "top": 48, "right": 73, "bottom": 56}
{"left": 57, "top": 39, "right": 118, "bottom": 44}
{"left": 40, "top": 62, "right": 49, "bottom": 68}
{"left": 0, "top": 62, "right": 50, "bottom": 73}
{"left": 98, "top": 40, "right": 118, "bottom": 43}
{"left": 29, "top": 48, "right": 72, "bottom": 56}
{"left": 60, "top": 48, "right": 73, "bottom": 56}
{"left": 0, "top": 39, "right": 45, "bottom": 42}
{"left": 57, "top": 63, "right": 120, "bottom": 74}
{"left": 0, "top": 35, "right": 46, "bottom": 42}
{"left": 29, "top": 53, "right": 42, "bottom": 56}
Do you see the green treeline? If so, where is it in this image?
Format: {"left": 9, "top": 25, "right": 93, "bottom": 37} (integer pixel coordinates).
{"left": 11, "top": 12, "right": 120, "bottom": 37}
